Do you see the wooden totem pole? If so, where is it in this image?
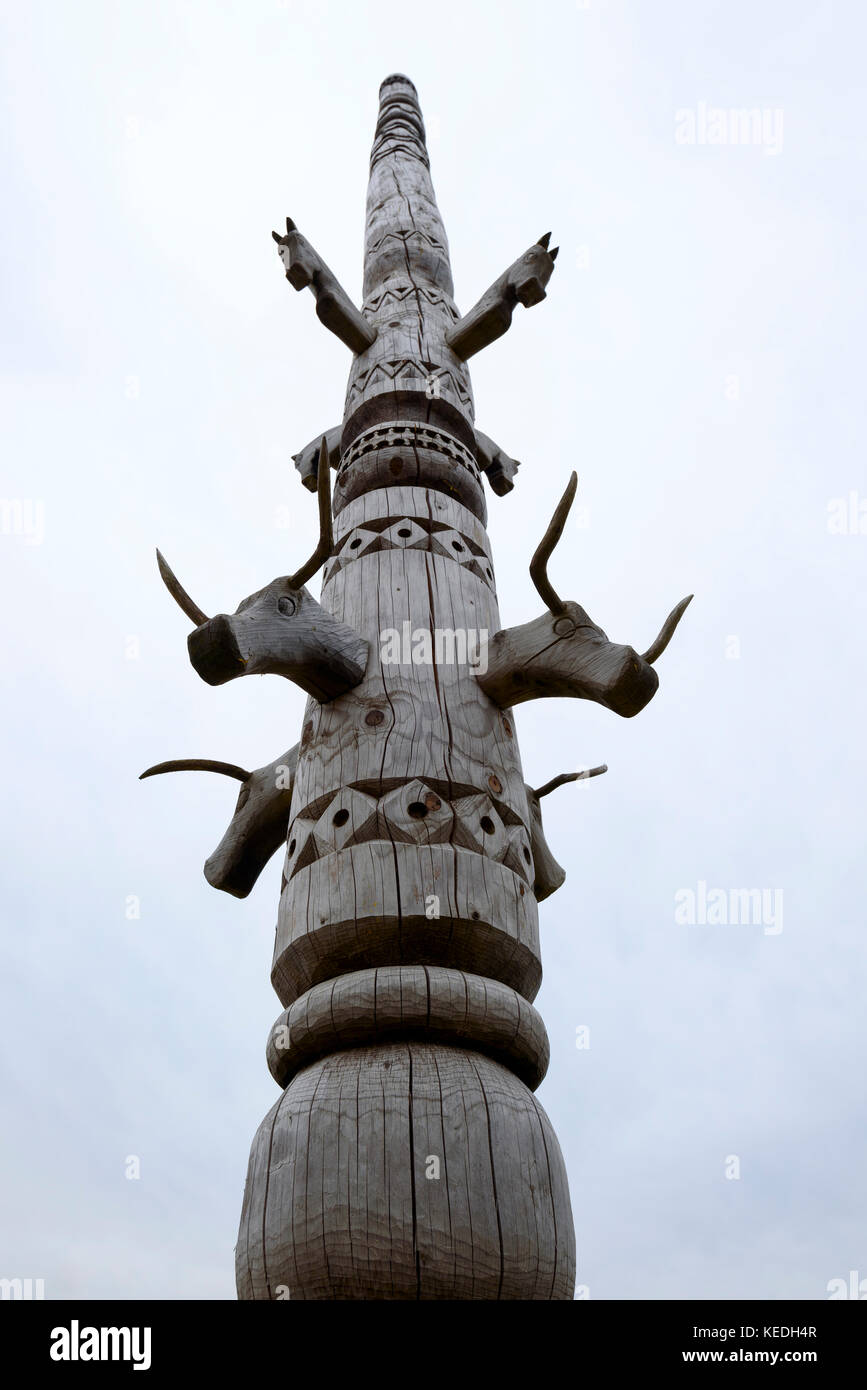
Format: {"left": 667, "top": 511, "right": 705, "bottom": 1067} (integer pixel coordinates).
{"left": 143, "top": 74, "right": 690, "bottom": 1299}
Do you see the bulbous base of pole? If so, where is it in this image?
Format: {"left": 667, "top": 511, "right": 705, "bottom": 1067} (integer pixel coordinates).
{"left": 236, "top": 1042, "right": 575, "bottom": 1300}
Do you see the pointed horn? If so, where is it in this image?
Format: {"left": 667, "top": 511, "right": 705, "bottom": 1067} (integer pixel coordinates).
{"left": 287, "top": 437, "right": 333, "bottom": 589}
{"left": 529, "top": 471, "right": 578, "bottom": 615}
{"left": 139, "top": 759, "right": 250, "bottom": 782}
{"left": 642, "top": 594, "right": 693, "bottom": 665}
{"left": 155, "top": 549, "right": 210, "bottom": 627}
{"left": 534, "top": 765, "right": 607, "bottom": 799}
{"left": 537, "top": 232, "right": 552, "bottom": 248}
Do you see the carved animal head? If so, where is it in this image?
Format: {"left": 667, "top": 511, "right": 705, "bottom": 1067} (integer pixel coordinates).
{"left": 512, "top": 232, "right": 560, "bottom": 308}
{"left": 156, "top": 441, "right": 368, "bottom": 702}
{"left": 139, "top": 746, "right": 298, "bottom": 898}
{"left": 271, "top": 216, "right": 318, "bottom": 290}
{"left": 526, "top": 766, "right": 606, "bottom": 901}
{"left": 478, "top": 473, "right": 692, "bottom": 716}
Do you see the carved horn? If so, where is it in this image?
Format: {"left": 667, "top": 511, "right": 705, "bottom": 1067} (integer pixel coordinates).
{"left": 642, "top": 594, "right": 693, "bottom": 665}
{"left": 287, "top": 437, "right": 334, "bottom": 590}
{"left": 155, "top": 550, "right": 210, "bottom": 628}
{"left": 139, "top": 759, "right": 251, "bottom": 782}
{"left": 534, "top": 765, "right": 607, "bottom": 798}
{"left": 530, "top": 471, "right": 578, "bottom": 616}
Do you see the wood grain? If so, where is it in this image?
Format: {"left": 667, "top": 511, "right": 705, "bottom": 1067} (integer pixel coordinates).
{"left": 266, "top": 965, "right": 550, "bottom": 1090}
{"left": 233, "top": 73, "right": 579, "bottom": 1300}
{"left": 447, "top": 236, "right": 558, "bottom": 361}
{"left": 236, "top": 1044, "right": 575, "bottom": 1300}
{"left": 143, "top": 67, "right": 691, "bottom": 1301}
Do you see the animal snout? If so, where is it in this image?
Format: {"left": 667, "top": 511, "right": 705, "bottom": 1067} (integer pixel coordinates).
{"left": 187, "top": 614, "right": 246, "bottom": 687}
{"left": 607, "top": 648, "right": 659, "bottom": 717}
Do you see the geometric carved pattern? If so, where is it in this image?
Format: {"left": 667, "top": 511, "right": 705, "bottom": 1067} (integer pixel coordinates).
{"left": 339, "top": 422, "right": 479, "bottom": 478}
{"left": 332, "top": 420, "right": 485, "bottom": 527}
{"left": 370, "top": 136, "right": 430, "bottom": 171}
{"left": 364, "top": 283, "right": 458, "bottom": 319}
{"left": 365, "top": 227, "right": 445, "bottom": 256}
{"left": 324, "top": 511, "right": 496, "bottom": 589}
{"left": 284, "top": 779, "right": 533, "bottom": 886}
{"left": 345, "top": 357, "right": 473, "bottom": 411}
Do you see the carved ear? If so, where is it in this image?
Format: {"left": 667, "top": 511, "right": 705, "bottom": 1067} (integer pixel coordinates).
{"left": 273, "top": 218, "right": 297, "bottom": 244}
{"left": 549, "top": 247, "right": 559, "bottom": 261}
{"left": 537, "top": 232, "right": 552, "bottom": 248}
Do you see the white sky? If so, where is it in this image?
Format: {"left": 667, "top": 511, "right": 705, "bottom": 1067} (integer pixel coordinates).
{"left": 1, "top": 0, "right": 864, "bottom": 1299}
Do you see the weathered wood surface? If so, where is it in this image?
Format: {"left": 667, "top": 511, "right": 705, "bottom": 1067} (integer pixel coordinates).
{"left": 272, "top": 217, "right": 377, "bottom": 355}
{"left": 234, "top": 75, "right": 577, "bottom": 1299}
{"left": 446, "top": 234, "right": 559, "bottom": 361}
{"left": 184, "top": 579, "right": 368, "bottom": 697}
{"left": 293, "top": 426, "right": 341, "bottom": 492}
{"left": 333, "top": 422, "right": 486, "bottom": 521}
{"left": 525, "top": 783, "right": 567, "bottom": 903}
{"left": 266, "top": 966, "right": 550, "bottom": 1090}
{"left": 341, "top": 78, "right": 475, "bottom": 455}
{"left": 236, "top": 1044, "right": 574, "bottom": 1300}
{"left": 272, "top": 481, "right": 542, "bottom": 1006}
{"left": 140, "top": 745, "right": 298, "bottom": 898}
{"left": 477, "top": 473, "right": 692, "bottom": 715}
{"left": 140, "top": 70, "right": 692, "bottom": 1300}
{"left": 156, "top": 455, "right": 370, "bottom": 700}
{"left": 474, "top": 429, "right": 520, "bottom": 496}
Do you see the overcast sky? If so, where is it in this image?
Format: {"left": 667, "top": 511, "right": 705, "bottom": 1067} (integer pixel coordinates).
{"left": 1, "top": 0, "right": 865, "bottom": 1300}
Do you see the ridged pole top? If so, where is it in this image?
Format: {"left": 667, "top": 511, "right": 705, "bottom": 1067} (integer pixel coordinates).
{"left": 370, "top": 74, "right": 429, "bottom": 170}
{"left": 340, "top": 77, "right": 478, "bottom": 485}
{"left": 362, "top": 75, "right": 454, "bottom": 302}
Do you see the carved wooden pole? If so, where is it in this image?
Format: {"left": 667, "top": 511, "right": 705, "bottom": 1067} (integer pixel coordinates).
{"left": 143, "top": 74, "right": 690, "bottom": 1300}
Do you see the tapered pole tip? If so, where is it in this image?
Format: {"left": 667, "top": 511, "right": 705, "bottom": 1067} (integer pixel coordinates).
{"left": 380, "top": 73, "right": 418, "bottom": 95}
